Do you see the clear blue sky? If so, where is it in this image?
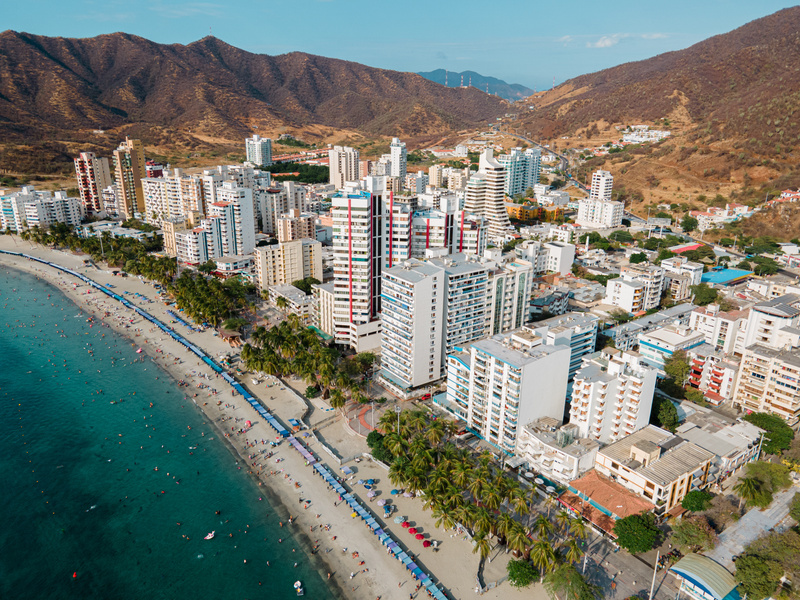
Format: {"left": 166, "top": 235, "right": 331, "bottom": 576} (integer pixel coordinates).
{"left": 4, "top": 0, "right": 797, "bottom": 89}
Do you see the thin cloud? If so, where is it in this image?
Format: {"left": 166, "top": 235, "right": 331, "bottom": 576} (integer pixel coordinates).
{"left": 587, "top": 33, "right": 669, "bottom": 48}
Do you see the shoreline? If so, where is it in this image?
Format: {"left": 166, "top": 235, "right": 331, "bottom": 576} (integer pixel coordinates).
{"left": 0, "top": 239, "right": 546, "bottom": 600}
{"left": 0, "top": 248, "right": 385, "bottom": 600}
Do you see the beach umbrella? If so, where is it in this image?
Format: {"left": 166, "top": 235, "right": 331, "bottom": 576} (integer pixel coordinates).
{"left": 415, "top": 534, "right": 424, "bottom": 540}
{"left": 423, "top": 540, "right": 431, "bottom": 548}
{"left": 377, "top": 499, "right": 387, "bottom": 506}
{"left": 403, "top": 491, "right": 413, "bottom": 498}
{"left": 245, "top": 420, "right": 252, "bottom": 427}
{"left": 394, "top": 515, "right": 406, "bottom": 524}
{"left": 534, "top": 478, "right": 544, "bottom": 485}
{"left": 401, "top": 521, "right": 411, "bottom": 529}
{"left": 367, "top": 491, "right": 376, "bottom": 498}
{"left": 408, "top": 527, "right": 417, "bottom": 534}
{"left": 391, "top": 489, "right": 400, "bottom": 495}
{"left": 351, "top": 512, "right": 358, "bottom": 518}
{"left": 357, "top": 479, "right": 364, "bottom": 485}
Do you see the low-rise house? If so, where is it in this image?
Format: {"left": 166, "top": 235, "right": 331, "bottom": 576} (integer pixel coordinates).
{"left": 594, "top": 425, "right": 715, "bottom": 515}
{"left": 515, "top": 418, "right": 600, "bottom": 485}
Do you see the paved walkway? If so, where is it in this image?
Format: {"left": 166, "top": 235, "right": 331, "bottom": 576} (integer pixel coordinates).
{"left": 706, "top": 486, "right": 799, "bottom": 568}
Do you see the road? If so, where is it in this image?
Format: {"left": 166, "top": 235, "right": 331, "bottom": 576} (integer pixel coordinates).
{"left": 501, "top": 131, "right": 589, "bottom": 193}
{"left": 706, "top": 486, "right": 798, "bottom": 569}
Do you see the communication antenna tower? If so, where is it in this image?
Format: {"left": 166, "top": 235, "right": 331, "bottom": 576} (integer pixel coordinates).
{"left": 552, "top": 76, "right": 555, "bottom": 90}
{"left": 445, "top": 70, "right": 448, "bottom": 87}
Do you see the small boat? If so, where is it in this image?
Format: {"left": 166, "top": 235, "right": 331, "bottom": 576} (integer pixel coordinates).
{"left": 136, "top": 348, "right": 143, "bottom": 354}
{"left": 293, "top": 581, "right": 304, "bottom": 596}
{"left": 204, "top": 531, "right": 215, "bottom": 540}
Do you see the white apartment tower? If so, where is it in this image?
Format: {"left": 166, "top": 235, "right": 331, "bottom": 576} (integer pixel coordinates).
{"left": 445, "top": 329, "right": 571, "bottom": 453}
{"left": 254, "top": 239, "right": 323, "bottom": 290}
{"left": 74, "top": 152, "right": 112, "bottom": 214}
{"left": 485, "top": 260, "right": 534, "bottom": 336}
{"left": 576, "top": 198, "right": 623, "bottom": 228}
{"left": 206, "top": 181, "right": 256, "bottom": 256}
{"left": 569, "top": 348, "right": 657, "bottom": 443}
{"left": 465, "top": 149, "right": 512, "bottom": 240}
{"left": 329, "top": 146, "right": 360, "bottom": 190}
{"left": 497, "top": 147, "right": 542, "bottom": 197}
{"left": 245, "top": 135, "right": 273, "bottom": 167}
{"left": 390, "top": 137, "right": 407, "bottom": 181}
{"left": 590, "top": 170, "right": 614, "bottom": 201}
{"left": 381, "top": 261, "right": 445, "bottom": 391}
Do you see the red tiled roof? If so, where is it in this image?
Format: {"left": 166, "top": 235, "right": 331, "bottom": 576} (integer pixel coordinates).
{"left": 568, "top": 470, "right": 654, "bottom": 519}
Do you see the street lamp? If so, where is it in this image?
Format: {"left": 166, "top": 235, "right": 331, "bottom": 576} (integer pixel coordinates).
{"left": 395, "top": 404, "right": 401, "bottom": 434}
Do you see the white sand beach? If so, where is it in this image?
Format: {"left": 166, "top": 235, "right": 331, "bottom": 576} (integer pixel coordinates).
{"left": 0, "top": 236, "right": 552, "bottom": 600}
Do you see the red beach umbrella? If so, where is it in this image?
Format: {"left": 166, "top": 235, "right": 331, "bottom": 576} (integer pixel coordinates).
{"left": 408, "top": 527, "right": 417, "bottom": 535}
{"left": 422, "top": 540, "right": 431, "bottom": 548}
{"left": 415, "top": 533, "right": 424, "bottom": 540}
{"left": 401, "top": 521, "right": 410, "bottom": 529}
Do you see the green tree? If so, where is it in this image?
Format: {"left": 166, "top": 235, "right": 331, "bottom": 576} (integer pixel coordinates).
{"left": 733, "top": 476, "right": 764, "bottom": 510}
{"left": 681, "top": 215, "right": 698, "bottom": 232}
{"left": 670, "top": 516, "right": 717, "bottom": 551}
{"left": 681, "top": 490, "right": 714, "bottom": 512}
{"left": 735, "top": 555, "right": 783, "bottom": 600}
{"left": 650, "top": 395, "right": 679, "bottom": 432}
{"left": 790, "top": 492, "right": 800, "bottom": 522}
{"left": 613, "top": 513, "right": 660, "bottom": 554}
{"left": 629, "top": 252, "right": 648, "bottom": 264}
{"left": 197, "top": 260, "right": 216, "bottom": 274}
{"left": 743, "top": 413, "right": 794, "bottom": 454}
{"left": 664, "top": 349, "right": 690, "bottom": 384}
{"left": 543, "top": 563, "right": 602, "bottom": 600}
{"left": 684, "top": 387, "right": 707, "bottom": 405}
{"left": 507, "top": 559, "right": 538, "bottom": 588}
{"left": 690, "top": 283, "right": 719, "bottom": 306}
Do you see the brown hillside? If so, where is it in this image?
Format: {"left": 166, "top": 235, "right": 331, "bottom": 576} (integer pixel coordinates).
{"left": 0, "top": 31, "right": 507, "bottom": 165}
{"left": 520, "top": 7, "right": 800, "bottom": 157}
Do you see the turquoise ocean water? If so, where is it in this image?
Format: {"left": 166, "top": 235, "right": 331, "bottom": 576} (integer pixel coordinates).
{"left": 0, "top": 266, "right": 335, "bottom": 600}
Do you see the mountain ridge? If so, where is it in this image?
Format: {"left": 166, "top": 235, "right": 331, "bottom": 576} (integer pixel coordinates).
{"left": 417, "top": 69, "right": 534, "bottom": 101}
{"left": 0, "top": 30, "right": 507, "bottom": 158}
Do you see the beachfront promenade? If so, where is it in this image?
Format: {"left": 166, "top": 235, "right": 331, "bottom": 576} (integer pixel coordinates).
{"left": 0, "top": 249, "right": 453, "bottom": 600}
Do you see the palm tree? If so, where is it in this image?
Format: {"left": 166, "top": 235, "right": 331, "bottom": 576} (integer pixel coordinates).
{"left": 733, "top": 476, "right": 761, "bottom": 509}
{"left": 472, "top": 533, "right": 492, "bottom": 561}
{"left": 481, "top": 486, "right": 503, "bottom": 512}
{"left": 424, "top": 421, "right": 446, "bottom": 446}
{"left": 432, "top": 505, "right": 456, "bottom": 531}
{"left": 473, "top": 507, "right": 494, "bottom": 537}
{"left": 452, "top": 462, "right": 472, "bottom": 489}
{"left": 568, "top": 517, "right": 587, "bottom": 541}
{"left": 383, "top": 432, "right": 407, "bottom": 457}
{"left": 275, "top": 296, "right": 288, "bottom": 313}
{"left": 329, "top": 388, "right": 346, "bottom": 414}
{"left": 543, "top": 562, "right": 601, "bottom": 600}
{"left": 561, "top": 538, "right": 583, "bottom": 565}
{"left": 529, "top": 538, "right": 556, "bottom": 578}
{"left": 507, "top": 523, "right": 531, "bottom": 558}
{"left": 556, "top": 510, "right": 573, "bottom": 536}
{"left": 495, "top": 513, "right": 516, "bottom": 544}
{"left": 532, "top": 514, "right": 555, "bottom": 540}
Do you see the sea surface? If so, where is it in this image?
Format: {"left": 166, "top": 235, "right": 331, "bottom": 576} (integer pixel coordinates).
{"left": 0, "top": 266, "right": 334, "bottom": 600}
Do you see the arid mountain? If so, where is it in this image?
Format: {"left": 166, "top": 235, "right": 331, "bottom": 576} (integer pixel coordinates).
{"left": 417, "top": 69, "right": 534, "bottom": 102}
{"left": 520, "top": 7, "right": 800, "bottom": 156}
{"left": 0, "top": 31, "right": 507, "bottom": 156}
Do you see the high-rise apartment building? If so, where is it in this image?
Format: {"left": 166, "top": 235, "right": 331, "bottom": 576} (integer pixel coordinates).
{"left": 74, "top": 152, "right": 112, "bottom": 214}
{"left": 142, "top": 168, "right": 205, "bottom": 226}
{"left": 526, "top": 313, "right": 599, "bottom": 384}
{"left": 576, "top": 197, "right": 623, "bottom": 228}
{"left": 484, "top": 259, "right": 534, "bottom": 336}
{"left": 569, "top": 348, "right": 657, "bottom": 443}
{"left": 428, "top": 164, "right": 445, "bottom": 188}
{"left": 331, "top": 188, "right": 386, "bottom": 351}
{"left": 590, "top": 170, "right": 614, "bottom": 201}
{"left": 409, "top": 207, "right": 487, "bottom": 258}
{"left": 390, "top": 137, "right": 407, "bottom": 181}
{"left": 254, "top": 239, "right": 323, "bottom": 290}
{"left": 444, "top": 329, "right": 571, "bottom": 454}
{"left": 464, "top": 149, "right": 512, "bottom": 240}
{"left": 245, "top": 135, "right": 273, "bottom": 167}
{"left": 329, "top": 146, "right": 360, "bottom": 190}
{"left": 732, "top": 344, "right": 800, "bottom": 426}
{"left": 497, "top": 147, "right": 541, "bottom": 197}
{"left": 0, "top": 187, "right": 83, "bottom": 232}
{"left": 207, "top": 181, "right": 256, "bottom": 257}
{"left": 113, "top": 137, "right": 146, "bottom": 220}
{"left": 277, "top": 209, "right": 316, "bottom": 243}
{"left": 381, "top": 261, "right": 445, "bottom": 391}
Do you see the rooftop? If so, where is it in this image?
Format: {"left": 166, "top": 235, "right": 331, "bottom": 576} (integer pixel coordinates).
{"left": 745, "top": 343, "right": 800, "bottom": 368}
{"left": 567, "top": 469, "right": 654, "bottom": 519}
{"left": 472, "top": 335, "right": 569, "bottom": 369}
{"left": 599, "top": 425, "right": 715, "bottom": 486}
{"left": 701, "top": 268, "right": 753, "bottom": 286}
{"left": 752, "top": 293, "right": 800, "bottom": 318}
{"left": 670, "top": 554, "right": 740, "bottom": 600}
